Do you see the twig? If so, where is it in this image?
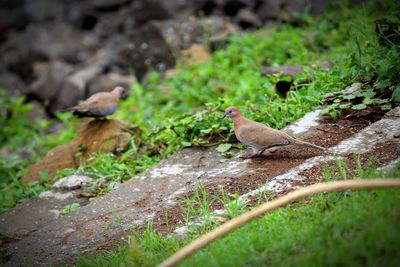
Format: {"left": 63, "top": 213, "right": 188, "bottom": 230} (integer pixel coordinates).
{"left": 158, "top": 179, "right": 400, "bottom": 267}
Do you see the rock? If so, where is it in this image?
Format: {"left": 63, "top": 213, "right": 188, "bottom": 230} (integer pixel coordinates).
{"left": 27, "top": 100, "right": 49, "bottom": 121}
{"left": 261, "top": 65, "right": 304, "bottom": 78}
{"left": 0, "top": 38, "right": 35, "bottom": 83}
{"left": 0, "top": 0, "right": 29, "bottom": 36}
{"left": 54, "top": 54, "right": 112, "bottom": 111}
{"left": 29, "top": 61, "right": 74, "bottom": 104}
{"left": 22, "top": 22, "right": 87, "bottom": 63}
{"left": 131, "top": 0, "right": 171, "bottom": 27}
{"left": 121, "top": 16, "right": 236, "bottom": 81}
{"left": 120, "top": 21, "right": 175, "bottom": 81}
{"left": 23, "top": 119, "right": 131, "bottom": 183}
{"left": 235, "top": 9, "right": 262, "bottom": 29}
{"left": 223, "top": 0, "right": 249, "bottom": 17}
{"left": 256, "top": 0, "right": 283, "bottom": 22}
{"left": 159, "top": 16, "right": 237, "bottom": 52}
{"left": 24, "top": 0, "right": 66, "bottom": 22}
{"left": 0, "top": 72, "right": 27, "bottom": 96}
{"left": 87, "top": 73, "right": 135, "bottom": 97}
{"left": 91, "top": 0, "right": 132, "bottom": 12}
{"left": 342, "top": 82, "right": 362, "bottom": 95}
{"left": 53, "top": 175, "right": 93, "bottom": 191}
{"left": 261, "top": 65, "right": 305, "bottom": 98}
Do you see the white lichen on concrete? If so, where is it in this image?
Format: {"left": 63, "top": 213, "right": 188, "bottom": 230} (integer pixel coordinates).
{"left": 39, "top": 191, "right": 73, "bottom": 200}
{"left": 284, "top": 109, "right": 322, "bottom": 135}
{"left": 378, "top": 158, "right": 400, "bottom": 173}
{"left": 207, "top": 160, "right": 246, "bottom": 177}
{"left": 329, "top": 118, "right": 400, "bottom": 154}
{"left": 149, "top": 164, "right": 188, "bottom": 178}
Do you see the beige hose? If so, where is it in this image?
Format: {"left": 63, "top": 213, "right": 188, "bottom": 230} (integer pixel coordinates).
{"left": 158, "top": 179, "right": 400, "bottom": 267}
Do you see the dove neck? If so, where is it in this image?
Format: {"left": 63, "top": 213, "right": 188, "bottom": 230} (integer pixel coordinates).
{"left": 232, "top": 115, "right": 245, "bottom": 128}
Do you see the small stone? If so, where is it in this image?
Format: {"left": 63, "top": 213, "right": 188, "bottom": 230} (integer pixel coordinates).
{"left": 342, "top": 82, "right": 362, "bottom": 95}
{"left": 394, "top": 131, "right": 400, "bottom": 139}
{"left": 53, "top": 175, "right": 93, "bottom": 191}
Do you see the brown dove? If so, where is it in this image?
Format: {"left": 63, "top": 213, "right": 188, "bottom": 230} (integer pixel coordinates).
{"left": 224, "top": 106, "right": 325, "bottom": 159}
{"left": 66, "top": 86, "right": 125, "bottom": 118}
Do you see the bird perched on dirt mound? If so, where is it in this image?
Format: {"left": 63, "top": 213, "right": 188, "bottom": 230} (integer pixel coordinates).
{"left": 224, "top": 106, "right": 326, "bottom": 159}
{"left": 66, "top": 86, "right": 125, "bottom": 118}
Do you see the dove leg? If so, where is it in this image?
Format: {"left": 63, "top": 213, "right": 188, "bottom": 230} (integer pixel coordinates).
{"left": 240, "top": 148, "right": 259, "bottom": 159}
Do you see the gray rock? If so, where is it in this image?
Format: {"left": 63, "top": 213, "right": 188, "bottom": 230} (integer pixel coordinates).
{"left": 342, "top": 82, "right": 362, "bottom": 95}
{"left": 27, "top": 100, "right": 49, "bottom": 121}
{"left": 120, "top": 21, "right": 175, "bottom": 81}
{"left": 55, "top": 54, "right": 112, "bottom": 111}
{"left": 235, "top": 8, "right": 262, "bottom": 29}
{"left": 53, "top": 175, "right": 93, "bottom": 191}
{"left": 131, "top": 0, "right": 171, "bottom": 26}
{"left": 87, "top": 73, "right": 135, "bottom": 97}
{"left": 261, "top": 65, "right": 304, "bottom": 78}
{"left": 0, "top": 72, "right": 27, "bottom": 96}
{"left": 29, "top": 61, "right": 74, "bottom": 103}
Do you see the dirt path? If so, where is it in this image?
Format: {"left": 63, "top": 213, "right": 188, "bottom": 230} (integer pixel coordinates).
{"left": 1, "top": 107, "right": 399, "bottom": 266}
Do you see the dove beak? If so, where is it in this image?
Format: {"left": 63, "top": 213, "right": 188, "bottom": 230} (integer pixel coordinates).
{"left": 222, "top": 113, "right": 227, "bottom": 120}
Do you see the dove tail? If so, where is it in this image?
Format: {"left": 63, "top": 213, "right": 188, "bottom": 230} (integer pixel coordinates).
{"left": 292, "top": 138, "right": 326, "bottom": 151}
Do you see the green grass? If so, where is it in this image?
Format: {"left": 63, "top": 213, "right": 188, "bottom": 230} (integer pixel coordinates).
{"left": 1, "top": 0, "right": 399, "bottom": 212}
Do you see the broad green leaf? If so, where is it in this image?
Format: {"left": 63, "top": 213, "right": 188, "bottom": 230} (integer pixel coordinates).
{"left": 352, "top": 103, "right": 367, "bottom": 110}
{"left": 216, "top": 143, "right": 232, "bottom": 153}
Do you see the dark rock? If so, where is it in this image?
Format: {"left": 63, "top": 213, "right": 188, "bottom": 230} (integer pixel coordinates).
{"left": 159, "top": 16, "right": 237, "bottom": 51}
{"left": 29, "top": 61, "right": 74, "bottom": 104}
{"left": 235, "top": 9, "right": 262, "bottom": 29}
{"left": 196, "top": 0, "right": 218, "bottom": 16}
{"left": 0, "top": 0, "right": 29, "bottom": 36}
{"left": 261, "top": 65, "right": 305, "bottom": 98}
{"left": 27, "top": 100, "right": 50, "bottom": 121}
{"left": 0, "top": 72, "right": 27, "bottom": 96}
{"left": 120, "top": 16, "right": 236, "bottom": 81}
{"left": 91, "top": 0, "right": 132, "bottom": 12}
{"left": 0, "top": 38, "right": 35, "bottom": 83}
{"left": 24, "top": 0, "right": 66, "bottom": 22}
{"left": 223, "top": 0, "right": 248, "bottom": 17}
{"left": 120, "top": 21, "right": 175, "bottom": 81}
{"left": 209, "top": 32, "right": 234, "bottom": 51}
{"left": 131, "top": 0, "right": 171, "bottom": 27}
{"left": 261, "top": 65, "right": 305, "bottom": 78}
{"left": 94, "top": 8, "right": 130, "bottom": 38}
{"left": 256, "top": 0, "right": 284, "bottom": 22}
{"left": 54, "top": 54, "right": 112, "bottom": 111}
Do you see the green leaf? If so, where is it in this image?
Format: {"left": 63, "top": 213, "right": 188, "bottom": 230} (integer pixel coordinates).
{"left": 362, "top": 98, "right": 373, "bottom": 105}
{"left": 343, "top": 94, "right": 356, "bottom": 100}
{"left": 181, "top": 141, "right": 192, "bottom": 147}
{"left": 352, "top": 103, "right": 367, "bottom": 110}
{"left": 216, "top": 143, "right": 232, "bottom": 153}
{"left": 339, "top": 103, "right": 351, "bottom": 109}
{"left": 200, "top": 128, "right": 212, "bottom": 134}
{"left": 391, "top": 85, "right": 400, "bottom": 103}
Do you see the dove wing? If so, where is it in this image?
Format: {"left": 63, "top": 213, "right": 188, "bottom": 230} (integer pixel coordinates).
{"left": 237, "top": 121, "right": 291, "bottom": 148}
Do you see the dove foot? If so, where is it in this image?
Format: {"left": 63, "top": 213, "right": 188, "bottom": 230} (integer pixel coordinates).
{"left": 240, "top": 152, "right": 259, "bottom": 159}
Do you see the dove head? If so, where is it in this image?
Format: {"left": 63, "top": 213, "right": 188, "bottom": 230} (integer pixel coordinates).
{"left": 224, "top": 106, "right": 241, "bottom": 119}
{"left": 112, "top": 86, "right": 125, "bottom": 99}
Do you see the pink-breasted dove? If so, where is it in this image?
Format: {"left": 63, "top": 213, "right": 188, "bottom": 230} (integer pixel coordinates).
{"left": 224, "top": 106, "right": 325, "bottom": 159}
{"left": 66, "top": 86, "right": 125, "bottom": 118}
